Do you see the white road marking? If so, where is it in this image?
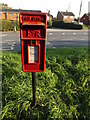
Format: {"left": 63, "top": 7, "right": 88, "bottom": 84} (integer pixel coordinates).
{"left": 5, "top": 40, "right": 15, "bottom": 42}
{"left": 84, "top": 33, "right": 87, "bottom": 34}
{"left": 12, "top": 42, "right": 16, "bottom": 47}
{"left": 47, "top": 42, "right": 50, "bottom": 44}
{"left": 11, "top": 46, "right": 13, "bottom": 50}
{"left": 1, "top": 34, "right": 7, "bottom": 37}
{"left": 73, "top": 33, "right": 76, "bottom": 34}
{"left": 12, "top": 44, "right": 14, "bottom": 47}
{"left": 63, "top": 33, "right": 65, "bottom": 35}
{"left": 49, "top": 33, "right": 52, "bottom": 35}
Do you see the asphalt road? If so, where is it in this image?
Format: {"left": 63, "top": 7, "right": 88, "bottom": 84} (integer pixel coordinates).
{"left": 1, "top": 29, "right": 88, "bottom": 51}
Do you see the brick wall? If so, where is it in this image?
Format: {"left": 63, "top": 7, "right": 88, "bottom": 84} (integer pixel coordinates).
{"left": 0, "top": 11, "right": 19, "bottom": 21}
{"left": 80, "top": 14, "right": 90, "bottom": 25}
{"left": 0, "top": 12, "right": 6, "bottom": 19}
{"left": 57, "top": 12, "right": 63, "bottom": 21}
{"left": 7, "top": 12, "right": 18, "bottom": 21}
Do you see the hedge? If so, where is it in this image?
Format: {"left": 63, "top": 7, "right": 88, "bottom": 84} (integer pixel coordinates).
{"left": 52, "top": 21, "right": 83, "bottom": 30}
{"left": 47, "top": 20, "right": 52, "bottom": 28}
{"left": 1, "top": 20, "right": 20, "bottom": 31}
{"left": 1, "top": 20, "right": 83, "bottom": 31}
{"left": 1, "top": 20, "right": 52, "bottom": 31}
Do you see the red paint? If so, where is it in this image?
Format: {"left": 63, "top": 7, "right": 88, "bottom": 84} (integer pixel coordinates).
{"left": 20, "top": 12, "right": 47, "bottom": 72}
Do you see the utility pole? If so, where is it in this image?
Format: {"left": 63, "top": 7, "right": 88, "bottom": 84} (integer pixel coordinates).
{"left": 78, "top": 0, "right": 82, "bottom": 23}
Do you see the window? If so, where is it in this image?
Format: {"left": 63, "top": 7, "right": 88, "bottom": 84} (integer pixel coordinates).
{"left": 9, "top": 13, "right": 13, "bottom": 17}
{"left": 70, "top": 16, "right": 73, "bottom": 19}
{"left": 64, "top": 16, "right": 67, "bottom": 19}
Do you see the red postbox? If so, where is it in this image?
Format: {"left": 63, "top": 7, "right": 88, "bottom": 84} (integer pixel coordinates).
{"left": 20, "top": 12, "right": 47, "bottom": 72}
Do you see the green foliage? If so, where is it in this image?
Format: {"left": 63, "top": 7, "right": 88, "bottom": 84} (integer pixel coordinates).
{"left": 52, "top": 21, "right": 83, "bottom": 29}
{"left": 83, "top": 24, "right": 90, "bottom": 30}
{"left": 1, "top": 20, "right": 20, "bottom": 31}
{"left": 1, "top": 48, "right": 89, "bottom": 120}
{"left": 47, "top": 20, "right": 52, "bottom": 28}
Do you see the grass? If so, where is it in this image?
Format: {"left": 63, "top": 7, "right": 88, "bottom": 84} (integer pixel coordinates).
{"left": 1, "top": 47, "right": 90, "bottom": 120}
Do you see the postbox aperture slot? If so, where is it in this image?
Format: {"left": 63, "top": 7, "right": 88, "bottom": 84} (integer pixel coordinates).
{"left": 26, "top": 30, "right": 28, "bottom": 37}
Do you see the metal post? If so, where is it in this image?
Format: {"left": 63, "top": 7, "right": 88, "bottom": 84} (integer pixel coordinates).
{"left": 32, "top": 72, "right": 36, "bottom": 106}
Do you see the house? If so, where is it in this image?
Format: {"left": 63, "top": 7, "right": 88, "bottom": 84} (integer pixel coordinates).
{"left": 80, "top": 13, "right": 90, "bottom": 25}
{"left": 0, "top": 9, "right": 41, "bottom": 21}
{"left": 57, "top": 11, "right": 75, "bottom": 23}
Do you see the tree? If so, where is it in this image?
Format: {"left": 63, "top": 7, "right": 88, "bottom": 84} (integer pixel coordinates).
{"left": 46, "top": 9, "right": 50, "bottom": 16}
{"left": 1, "top": 3, "right": 12, "bottom": 10}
